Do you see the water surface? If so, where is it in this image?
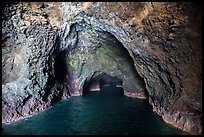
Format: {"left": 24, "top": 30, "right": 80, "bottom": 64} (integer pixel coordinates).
{"left": 2, "top": 86, "right": 184, "bottom": 135}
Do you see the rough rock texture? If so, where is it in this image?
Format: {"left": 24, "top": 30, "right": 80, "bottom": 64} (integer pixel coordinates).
{"left": 2, "top": 2, "right": 68, "bottom": 123}
{"left": 2, "top": 2, "right": 202, "bottom": 135}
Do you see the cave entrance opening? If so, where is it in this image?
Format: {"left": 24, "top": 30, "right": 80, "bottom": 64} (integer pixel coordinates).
{"left": 82, "top": 73, "right": 124, "bottom": 95}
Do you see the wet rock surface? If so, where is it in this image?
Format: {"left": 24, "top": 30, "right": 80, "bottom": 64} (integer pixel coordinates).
{"left": 2, "top": 2, "right": 202, "bottom": 135}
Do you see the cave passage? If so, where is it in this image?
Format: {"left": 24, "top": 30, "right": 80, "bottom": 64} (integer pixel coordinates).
{"left": 83, "top": 73, "right": 124, "bottom": 95}
{"left": 53, "top": 24, "right": 149, "bottom": 99}
{"left": 2, "top": 2, "right": 202, "bottom": 135}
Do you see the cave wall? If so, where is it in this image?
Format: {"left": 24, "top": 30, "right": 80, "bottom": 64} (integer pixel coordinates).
{"left": 2, "top": 2, "right": 67, "bottom": 123}
{"left": 2, "top": 2, "right": 202, "bottom": 135}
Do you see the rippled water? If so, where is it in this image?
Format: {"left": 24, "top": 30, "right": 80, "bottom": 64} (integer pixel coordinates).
{"left": 2, "top": 86, "right": 184, "bottom": 135}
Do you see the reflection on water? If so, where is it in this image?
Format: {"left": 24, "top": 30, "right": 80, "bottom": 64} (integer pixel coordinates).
{"left": 2, "top": 86, "right": 184, "bottom": 135}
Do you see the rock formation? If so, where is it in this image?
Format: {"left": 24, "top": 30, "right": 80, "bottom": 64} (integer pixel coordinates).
{"left": 2, "top": 2, "right": 202, "bottom": 135}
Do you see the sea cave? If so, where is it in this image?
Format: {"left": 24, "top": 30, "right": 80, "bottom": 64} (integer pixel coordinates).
{"left": 2, "top": 2, "right": 202, "bottom": 135}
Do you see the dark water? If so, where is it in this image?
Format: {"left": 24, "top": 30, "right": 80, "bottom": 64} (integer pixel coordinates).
{"left": 2, "top": 86, "right": 184, "bottom": 135}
